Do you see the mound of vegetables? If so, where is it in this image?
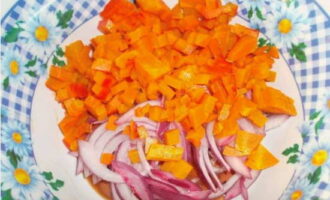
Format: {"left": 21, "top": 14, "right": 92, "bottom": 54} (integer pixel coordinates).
{"left": 46, "top": 0, "right": 297, "bottom": 199}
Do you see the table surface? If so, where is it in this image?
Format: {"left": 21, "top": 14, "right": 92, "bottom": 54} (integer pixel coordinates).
{"left": 1, "top": 0, "right": 330, "bottom": 19}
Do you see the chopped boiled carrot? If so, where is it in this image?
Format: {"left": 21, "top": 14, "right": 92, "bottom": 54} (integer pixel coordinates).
{"left": 218, "top": 104, "right": 231, "bottom": 121}
{"left": 128, "top": 149, "right": 140, "bottom": 163}
{"left": 160, "top": 160, "right": 193, "bottom": 179}
{"left": 235, "top": 130, "right": 264, "bottom": 155}
{"left": 174, "top": 38, "right": 195, "bottom": 55}
{"left": 164, "top": 129, "right": 180, "bottom": 145}
{"left": 92, "top": 58, "right": 112, "bottom": 72}
{"left": 106, "top": 115, "right": 119, "bottom": 130}
{"left": 226, "top": 35, "right": 258, "bottom": 63}
{"left": 64, "top": 98, "right": 86, "bottom": 117}
{"left": 186, "top": 126, "right": 205, "bottom": 147}
{"left": 135, "top": 104, "right": 150, "bottom": 117}
{"left": 245, "top": 144, "right": 279, "bottom": 170}
{"left": 135, "top": 52, "right": 171, "bottom": 81}
{"left": 123, "top": 121, "right": 138, "bottom": 139}
{"left": 46, "top": 77, "right": 69, "bottom": 91}
{"left": 137, "top": 126, "right": 149, "bottom": 139}
{"left": 100, "top": 153, "right": 115, "bottom": 165}
{"left": 84, "top": 95, "right": 107, "bottom": 120}
{"left": 147, "top": 144, "right": 183, "bottom": 161}
{"left": 158, "top": 82, "right": 175, "bottom": 100}
{"left": 254, "top": 86, "right": 297, "bottom": 116}
{"left": 223, "top": 145, "right": 246, "bottom": 157}
{"left": 247, "top": 109, "right": 268, "bottom": 127}
{"left": 47, "top": 0, "right": 296, "bottom": 172}
{"left": 148, "top": 106, "right": 165, "bottom": 122}
{"left": 50, "top": 66, "right": 77, "bottom": 82}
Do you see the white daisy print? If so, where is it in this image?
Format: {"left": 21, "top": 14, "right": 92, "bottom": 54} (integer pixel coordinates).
{"left": 20, "top": 10, "right": 61, "bottom": 57}
{"left": 1, "top": 155, "right": 47, "bottom": 200}
{"left": 300, "top": 133, "right": 330, "bottom": 177}
{"left": 1, "top": 49, "right": 27, "bottom": 86}
{"left": 265, "top": 1, "right": 309, "bottom": 48}
{"left": 280, "top": 177, "right": 314, "bottom": 200}
{"left": 1, "top": 120, "right": 32, "bottom": 156}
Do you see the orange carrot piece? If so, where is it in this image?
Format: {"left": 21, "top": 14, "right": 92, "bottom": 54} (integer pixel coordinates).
{"left": 100, "top": 153, "right": 115, "bottom": 165}
{"left": 106, "top": 115, "right": 119, "bottom": 130}
{"left": 245, "top": 144, "right": 279, "bottom": 170}
{"left": 226, "top": 35, "right": 258, "bottom": 63}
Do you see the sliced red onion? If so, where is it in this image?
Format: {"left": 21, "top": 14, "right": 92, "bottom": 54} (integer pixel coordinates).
{"left": 76, "top": 157, "right": 84, "bottom": 175}
{"left": 185, "top": 190, "right": 211, "bottom": 200}
{"left": 224, "top": 178, "right": 244, "bottom": 200}
{"left": 69, "top": 151, "right": 78, "bottom": 157}
{"left": 145, "top": 178, "right": 192, "bottom": 200}
{"left": 83, "top": 167, "right": 91, "bottom": 178}
{"left": 91, "top": 119, "right": 107, "bottom": 125}
{"left": 265, "top": 114, "right": 289, "bottom": 131}
{"left": 208, "top": 174, "right": 241, "bottom": 199}
{"left": 133, "top": 117, "right": 158, "bottom": 130}
{"left": 94, "top": 125, "right": 125, "bottom": 152}
{"left": 92, "top": 175, "right": 102, "bottom": 184}
{"left": 225, "top": 170, "right": 261, "bottom": 200}
{"left": 146, "top": 177, "right": 211, "bottom": 200}
{"left": 240, "top": 179, "right": 248, "bottom": 200}
{"left": 213, "top": 166, "right": 226, "bottom": 174}
{"left": 174, "top": 122, "right": 192, "bottom": 162}
{"left": 245, "top": 170, "right": 260, "bottom": 187}
{"left": 151, "top": 169, "right": 201, "bottom": 192}
{"left": 237, "top": 118, "right": 265, "bottom": 135}
{"left": 115, "top": 140, "right": 131, "bottom": 164}
{"left": 88, "top": 123, "right": 107, "bottom": 144}
{"left": 112, "top": 161, "right": 152, "bottom": 200}
{"left": 78, "top": 141, "right": 124, "bottom": 183}
{"left": 202, "top": 143, "right": 223, "bottom": 189}
{"left": 111, "top": 183, "right": 122, "bottom": 200}
{"left": 116, "top": 100, "right": 161, "bottom": 124}
{"left": 103, "top": 134, "right": 129, "bottom": 154}
{"left": 206, "top": 122, "right": 230, "bottom": 171}
{"left": 132, "top": 163, "right": 146, "bottom": 176}
{"left": 245, "top": 90, "right": 252, "bottom": 100}
{"left": 156, "top": 121, "right": 170, "bottom": 136}
{"left": 195, "top": 140, "right": 217, "bottom": 191}
{"left": 115, "top": 183, "right": 139, "bottom": 200}
{"left": 224, "top": 156, "right": 251, "bottom": 179}
{"left": 136, "top": 140, "right": 152, "bottom": 173}
{"left": 217, "top": 135, "right": 235, "bottom": 147}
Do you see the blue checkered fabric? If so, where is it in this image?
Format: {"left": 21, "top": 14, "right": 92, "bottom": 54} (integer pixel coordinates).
{"left": 1, "top": 0, "right": 329, "bottom": 199}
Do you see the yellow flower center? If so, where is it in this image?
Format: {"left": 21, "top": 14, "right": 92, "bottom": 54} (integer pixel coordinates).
{"left": 14, "top": 168, "right": 31, "bottom": 185}
{"left": 34, "top": 26, "right": 49, "bottom": 42}
{"left": 278, "top": 18, "right": 292, "bottom": 34}
{"left": 327, "top": 99, "right": 330, "bottom": 109}
{"left": 12, "top": 132, "right": 23, "bottom": 144}
{"left": 311, "top": 149, "right": 328, "bottom": 166}
{"left": 290, "top": 190, "right": 303, "bottom": 200}
{"left": 9, "top": 60, "right": 20, "bottom": 75}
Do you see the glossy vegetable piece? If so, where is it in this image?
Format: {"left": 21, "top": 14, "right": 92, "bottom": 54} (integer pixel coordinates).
{"left": 226, "top": 35, "right": 258, "bottom": 63}
{"left": 65, "top": 40, "right": 92, "bottom": 75}
{"left": 100, "top": 153, "right": 115, "bottom": 165}
{"left": 146, "top": 144, "right": 183, "bottom": 161}
{"left": 135, "top": 51, "right": 171, "bottom": 81}
{"left": 254, "top": 86, "right": 297, "bottom": 116}
{"left": 245, "top": 144, "right": 279, "bottom": 170}
{"left": 128, "top": 149, "right": 141, "bottom": 164}
{"left": 106, "top": 115, "right": 119, "bottom": 130}
{"left": 164, "top": 129, "right": 181, "bottom": 145}
{"left": 160, "top": 160, "right": 193, "bottom": 179}
{"left": 84, "top": 95, "right": 107, "bottom": 120}
{"left": 235, "top": 130, "right": 264, "bottom": 155}
{"left": 63, "top": 98, "right": 86, "bottom": 117}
